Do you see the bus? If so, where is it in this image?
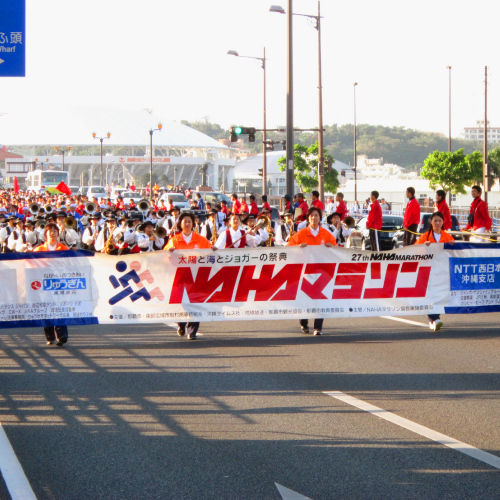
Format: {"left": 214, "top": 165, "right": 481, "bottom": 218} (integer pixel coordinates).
{"left": 26, "top": 170, "right": 70, "bottom": 194}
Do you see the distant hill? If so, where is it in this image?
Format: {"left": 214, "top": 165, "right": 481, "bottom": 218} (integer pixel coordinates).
{"left": 181, "top": 119, "right": 483, "bottom": 172}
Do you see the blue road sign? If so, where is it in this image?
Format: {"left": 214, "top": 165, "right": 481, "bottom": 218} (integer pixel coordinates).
{"left": 0, "top": 0, "right": 25, "bottom": 77}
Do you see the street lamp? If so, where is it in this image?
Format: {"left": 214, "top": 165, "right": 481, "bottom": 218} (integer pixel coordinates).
{"left": 54, "top": 146, "right": 71, "bottom": 171}
{"left": 149, "top": 123, "right": 162, "bottom": 201}
{"left": 92, "top": 132, "right": 111, "bottom": 186}
{"left": 227, "top": 48, "right": 268, "bottom": 195}
{"left": 270, "top": 2, "right": 294, "bottom": 200}
{"left": 353, "top": 82, "right": 358, "bottom": 204}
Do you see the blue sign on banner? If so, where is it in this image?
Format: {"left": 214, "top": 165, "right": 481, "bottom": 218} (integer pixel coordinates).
{"left": 0, "top": 0, "right": 25, "bottom": 77}
{"left": 449, "top": 257, "right": 500, "bottom": 290}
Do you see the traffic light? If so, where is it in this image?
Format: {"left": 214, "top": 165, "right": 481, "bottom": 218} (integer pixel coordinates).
{"left": 258, "top": 168, "right": 263, "bottom": 177}
{"left": 281, "top": 140, "right": 286, "bottom": 150}
{"left": 340, "top": 170, "right": 346, "bottom": 177}
{"left": 264, "top": 140, "right": 274, "bottom": 151}
{"left": 230, "top": 126, "right": 256, "bottom": 142}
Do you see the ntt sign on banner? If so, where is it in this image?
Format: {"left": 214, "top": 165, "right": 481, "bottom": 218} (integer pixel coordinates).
{"left": 0, "top": 243, "right": 499, "bottom": 329}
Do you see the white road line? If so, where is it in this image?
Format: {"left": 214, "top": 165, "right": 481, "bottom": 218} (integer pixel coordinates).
{"left": 275, "top": 483, "right": 313, "bottom": 500}
{"left": 0, "top": 423, "right": 37, "bottom": 499}
{"left": 380, "top": 315, "right": 430, "bottom": 328}
{"left": 324, "top": 391, "right": 500, "bottom": 470}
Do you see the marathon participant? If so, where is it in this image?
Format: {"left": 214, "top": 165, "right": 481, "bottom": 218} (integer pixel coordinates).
{"left": 166, "top": 212, "right": 212, "bottom": 340}
{"left": 249, "top": 194, "right": 259, "bottom": 216}
{"left": 34, "top": 223, "right": 69, "bottom": 346}
{"left": 311, "top": 190, "right": 325, "bottom": 211}
{"left": 403, "top": 187, "right": 420, "bottom": 246}
{"left": 230, "top": 194, "right": 241, "bottom": 214}
{"left": 287, "top": 206, "right": 337, "bottom": 335}
{"left": 414, "top": 212, "right": 455, "bottom": 331}
{"left": 335, "top": 192, "right": 348, "bottom": 220}
{"left": 295, "top": 193, "right": 309, "bottom": 223}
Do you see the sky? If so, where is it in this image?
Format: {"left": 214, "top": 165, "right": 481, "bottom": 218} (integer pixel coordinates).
{"left": 2, "top": 0, "right": 500, "bottom": 140}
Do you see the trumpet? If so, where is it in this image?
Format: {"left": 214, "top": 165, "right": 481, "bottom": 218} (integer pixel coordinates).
{"left": 30, "top": 203, "right": 40, "bottom": 215}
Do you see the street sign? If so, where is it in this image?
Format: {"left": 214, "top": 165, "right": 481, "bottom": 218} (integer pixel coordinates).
{"left": 0, "top": 0, "right": 25, "bottom": 77}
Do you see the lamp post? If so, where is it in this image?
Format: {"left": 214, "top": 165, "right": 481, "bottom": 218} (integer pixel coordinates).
{"left": 353, "top": 82, "right": 358, "bottom": 204}
{"left": 228, "top": 48, "right": 268, "bottom": 195}
{"left": 149, "top": 123, "right": 162, "bottom": 201}
{"left": 54, "top": 146, "right": 71, "bottom": 171}
{"left": 446, "top": 66, "right": 452, "bottom": 152}
{"left": 92, "top": 132, "right": 111, "bottom": 186}
{"left": 270, "top": 2, "right": 294, "bottom": 199}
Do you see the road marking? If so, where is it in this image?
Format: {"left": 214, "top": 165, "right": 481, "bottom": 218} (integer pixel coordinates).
{"left": 0, "top": 423, "right": 37, "bottom": 499}
{"left": 324, "top": 391, "right": 500, "bottom": 470}
{"left": 381, "top": 315, "right": 430, "bottom": 328}
{"left": 275, "top": 483, "right": 313, "bottom": 500}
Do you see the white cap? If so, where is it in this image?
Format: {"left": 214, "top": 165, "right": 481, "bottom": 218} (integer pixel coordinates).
{"left": 99, "top": 203, "right": 106, "bottom": 209}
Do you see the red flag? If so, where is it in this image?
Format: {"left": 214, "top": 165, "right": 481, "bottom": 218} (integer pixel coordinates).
{"left": 13, "top": 176, "right": 19, "bottom": 194}
{"left": 56, "top": 181, "right": 72, "bottom": 196}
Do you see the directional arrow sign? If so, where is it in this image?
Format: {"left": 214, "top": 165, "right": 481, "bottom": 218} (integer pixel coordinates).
{"left": 0, "top": 0, "right": 26, "bottom": 77}
{"left": 275, "top": 483, "right": 313, "bottom": 500}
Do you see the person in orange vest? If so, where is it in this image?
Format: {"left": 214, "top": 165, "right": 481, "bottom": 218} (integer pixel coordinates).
{"left": 414, "top": 211, "right": 455, "bottom": 331}
{"left": 166, "top": 212, "right": 212, "bottom": 340}
{"left": 34, "top": 224, "right": 70, "bottom": 346}
{"left": 287, "top": 206, "right": 336, "bottom": 336}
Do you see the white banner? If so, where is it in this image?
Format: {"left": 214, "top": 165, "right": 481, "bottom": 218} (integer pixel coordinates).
{"left": 0, "top": 243, "right": 499, "bottom": 328}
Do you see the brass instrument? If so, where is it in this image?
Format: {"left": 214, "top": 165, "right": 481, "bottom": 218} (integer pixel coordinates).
{"left": 103, "top": 232, "right": 115, "bottom": 253}
{"left": 155, "top": 226, "right": 167, "bottom": 239}
{"left": 138, "top": 199, "right": 150, "bottom": 213}
{"left": 30, "top": 203, "right": 40, "bottom": 215}
{"left": 211, "top": 223, "right": 218, "bottom": 244}
{"left": 35, "top": 220, "right": 47, "bottom": 231}
{"left": 85, "top": 202, "right": 97, "bottom": 214}
{"left": 286, "top": 220, "right": 295, "bottom": 242}
{"left": 257, "top": 215, "right": 273, "bottom": 246}
{"left": 194, "top": 222, "right": 199, "bottom": 234}
{"left": 44, "top": 204, "right": 53, "bottom": 214}
{"left": 64, "top": 216, "right": 77, "bottom": 230}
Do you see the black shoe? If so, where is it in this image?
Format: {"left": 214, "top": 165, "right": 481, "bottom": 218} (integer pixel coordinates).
{"left": 300, "top": 325, "right": 310, "bottom": 334}
{"left": 187, "top": 334, "right": 197, "bottom": 340}
{"left": 46, "top": 341, "right": 53, "bottom": 345}
{"left": 56, "top": 337, "right": 68, "bottom": 346}
{"left": 177, "top": 327, "right": 186, "bottom": 337}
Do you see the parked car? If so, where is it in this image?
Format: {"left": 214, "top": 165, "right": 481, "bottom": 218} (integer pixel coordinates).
{"left": 258, "top": 205, "right": 281, "bottom": 222}
{"left": 78, "top": 186, "right": 89, "bottom": 196}
{"left": 417, "top": 213, "right": 464, "bottom": 241}
{"left": 191, "top": 191, "right": 233, "bottom": 209}
{"left": 159, "top": 192, "right": 191, "bottom": 210}
{"left": 86, "top": 186, "right": 107, "bottom": 201}
{"left": 118, "top": 191, "right": 142, "bottom": 205}
{"left": 69, "top": 185, "right": 80, "bottom": 196}
{"left": 349, "top": 215, "right": 405, "bottom": 250}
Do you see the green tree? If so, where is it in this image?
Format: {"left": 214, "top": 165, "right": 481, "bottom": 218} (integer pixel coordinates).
{"left": 421, "top": 149, "right": 484, "bottom": 194}
{"left": 277, "top": 141, "right": 338, "bottom": 193}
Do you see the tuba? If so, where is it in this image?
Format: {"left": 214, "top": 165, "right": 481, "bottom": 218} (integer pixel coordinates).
{"left": 65, "top": 216, "right": 77, "bottom": 230}
{"left": 30, "top": 203, "right": 40, "bottom": 215}
{"left": 44, "top": 204, "right": 53, "bottom": 214}
{"left": 85, "top": 202, "right": 97, "bottom": 214}
{"left": 138, "top": 199, "right": 150, "bottom": 213}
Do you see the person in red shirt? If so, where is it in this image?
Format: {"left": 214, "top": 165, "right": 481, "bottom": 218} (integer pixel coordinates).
{"left": 366, "top": 190, "right": 383, "bottom": 251}
{"left": 464, "top": 185, "right": 492, "bottom": 242}
{"left": 282, "top": 194, "right": 292, "bottom": 212}
{"left": 311, "top": 190, "right": 324, "bottom": 211}
{"left": 221, "top": 200, "right": 229, "bottom": 216}
{"left": 435, "top": 189, "right": 452, "bottom": 230}
{"left": 403, "top": 186, "right": 421, "bottom": 246}
{"left": 239, "top": 195, "right": 249, "bottom": 214}
{"left": 261, "top": 194, "right": 272, "bottom": 214}
{"left": 230, "top": 194, "right": 241, "bottom": 214}
{"left": 248, "top": 194, "right": 259, "bottom": 216}
{"left": 295, "top": 193, "right": 309, "bottom": 222}
{"left": 335, "top": 192, "right": 348, "bottom": 220}
{"left": 129, "top": 181, "right": 136, "bottom": 192}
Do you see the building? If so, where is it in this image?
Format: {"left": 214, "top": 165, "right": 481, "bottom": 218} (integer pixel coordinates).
{"left": 0, "top": 107, "right": 236, "bottom": 190}
{"left": 463, "top": 120, "right": 500, "bottom": 143}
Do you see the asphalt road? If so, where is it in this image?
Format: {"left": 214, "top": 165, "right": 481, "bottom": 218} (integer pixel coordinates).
{"left": 0, "top": 313, "right": 499, "bottom": 500}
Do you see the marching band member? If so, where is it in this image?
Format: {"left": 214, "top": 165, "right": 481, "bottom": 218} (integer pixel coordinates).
{"left": 212, "top": 212, "right": 259, "bottom": 249}
{"left": 161, "top": 206, "right": 181, "bottom": 236}
{"left": 327, "top": 212, "right": 352, "bottom": 248}
{"left": 95, "top": 217, "right": 120, "bottom": 254}
{"left": 23, "top": 220, "right": 41, "bottom": 251}
{"left": 0, "top": 216, "right": 17, "bottom": 253}
{"left": 287, "top": 206, "right": 337, "bottom": 336}
{"left": 137, "top": 221, "right": 165, "bottom": 252}
{"left": 56, "top": 212, "right": 80, "bottom": 249}
{"left": 166, "top": 212, "right": 213, "bottom": 340}
{"left": 244, "top": 214, "right": 270, "bottom": 246}
{"left": 82, "top": 214, "right": 101, "bottom": 251}
{"left": 200, "top": 209, "right": 219, "bottom": 242}
{"left": 7, "top": 219, "right": 25, "bottom": 252}
{"left": 34, "top": 223, "right": 70, "bottom": 346}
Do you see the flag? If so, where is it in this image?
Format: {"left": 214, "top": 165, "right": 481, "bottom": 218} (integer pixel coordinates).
{"left": 13, "top": 176, "right": 19, "bottom": 194}
{"left": 56, "top": 181, "right": 72, "bottom": 196}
